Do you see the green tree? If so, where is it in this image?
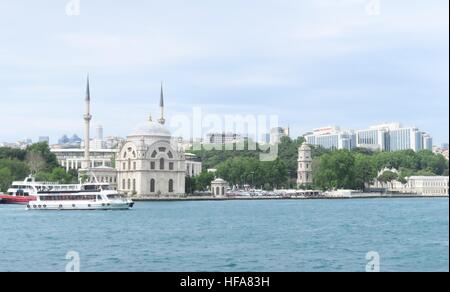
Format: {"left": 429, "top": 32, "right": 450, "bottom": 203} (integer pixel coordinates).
{"left": 354, "top": 154, "right": 376, "bottom": 191}
{"left": 0, "top": 147, "right": 27, "bottom": 160}
{"left": 194, "top": 172, "right": 216, "bottom": 191}
{"left": 378, "top": 170, "right": 399, "bottom": 189}
{"left": 313, "top": 150, "right": 357, "bottom": 190}
{"left": 185, "top": 176, "right": 196, "bottom": 194}
{"left": 26, "top": 151, "right": 46, "bottom": 174}
{"left": 26, "top": 142, "right": 59, "bottom": 170}
{"left": 0, "top": 167, "right": 13, "bottom": 192}
{"left": 0, "top": 159, "right": 30, "bottom": 185}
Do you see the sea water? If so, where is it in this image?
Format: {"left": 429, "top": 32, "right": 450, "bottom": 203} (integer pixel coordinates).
{"left": 0, "top": 198, "right": 448, "bottom": 272}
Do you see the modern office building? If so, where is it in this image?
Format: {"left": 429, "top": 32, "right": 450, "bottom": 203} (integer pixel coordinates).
{"left": 356, "top": 123, "right": 433, "bottom": 152}
{"left": 305, "top": 126, "right": 356, "bottom": 150}
{"left": 422, "top": 133, "right": 433, "bottom": 151}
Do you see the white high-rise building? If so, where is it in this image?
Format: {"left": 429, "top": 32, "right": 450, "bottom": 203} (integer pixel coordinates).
{"left": 356, "top": 123, "right": 433, "bottom": 152}
{"left": 305, "top": 126, "right": 356, "bottom": 150}
{"left": 96, "top": 125, "right": 104, "bottom": 140}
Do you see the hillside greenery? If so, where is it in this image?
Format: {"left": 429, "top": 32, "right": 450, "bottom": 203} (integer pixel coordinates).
{"left": 0, "top": 142, "right": 78, "bottom": 192}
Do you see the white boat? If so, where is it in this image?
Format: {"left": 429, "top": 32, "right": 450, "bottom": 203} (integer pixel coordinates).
{"left": 26, "top": 183, "right": 134, "bottom": 211}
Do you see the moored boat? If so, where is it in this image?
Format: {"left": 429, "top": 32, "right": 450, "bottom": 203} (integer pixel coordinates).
{"left": 0, "top": 176, "right": 42, "bottom": 204}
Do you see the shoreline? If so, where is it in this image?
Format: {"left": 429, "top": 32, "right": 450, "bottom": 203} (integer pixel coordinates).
{"left": 132, "top": 194, "right": 449, "bottom": 202}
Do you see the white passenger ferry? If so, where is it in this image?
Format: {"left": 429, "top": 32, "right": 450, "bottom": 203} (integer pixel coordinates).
{"left": 27, "top": 183, "right": 134, "bottom": 211}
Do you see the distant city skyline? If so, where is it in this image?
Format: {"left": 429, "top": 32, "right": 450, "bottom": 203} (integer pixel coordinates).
{"left": 3, "top": 120, "right": 448, "bottom": 148}
{"left": 0, "top": 1, "right": 448, "bottom": 144}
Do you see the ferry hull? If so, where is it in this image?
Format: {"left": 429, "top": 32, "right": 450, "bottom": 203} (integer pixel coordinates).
{"left": 0, "top": 195, "right": 36, "bottom": 205}
{"left": 26, "top": 201, "right": 134, "bottom": 211}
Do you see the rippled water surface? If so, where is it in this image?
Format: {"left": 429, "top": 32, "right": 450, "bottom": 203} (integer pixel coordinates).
{"left": 0, "top": 198, "right": 448, "bottom": 272}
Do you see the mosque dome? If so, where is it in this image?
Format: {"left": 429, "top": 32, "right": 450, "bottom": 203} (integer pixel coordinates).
{"left": 128, "top": 120, "right": 171, "bottom": 138}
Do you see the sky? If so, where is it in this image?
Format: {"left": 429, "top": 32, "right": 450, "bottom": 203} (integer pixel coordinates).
{"left": 0, "top": 0, "right": 448, "bottom": 144}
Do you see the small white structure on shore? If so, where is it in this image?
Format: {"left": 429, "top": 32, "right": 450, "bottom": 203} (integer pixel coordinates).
{"left": 324, "top": 189, "right": 356, "bottom": 198}
{"left": 211, "top": 178, "right": 228, "bottom": 197}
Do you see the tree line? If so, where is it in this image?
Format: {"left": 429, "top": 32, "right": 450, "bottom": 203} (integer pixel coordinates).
{"left": 186, "top": 137, "right": 449, "bottom": 192}
{"left": 312, "top": 148, "right": 449, "bottom": 191}
{"left": 0, "top": 142, "right": 78, "bottom": 192}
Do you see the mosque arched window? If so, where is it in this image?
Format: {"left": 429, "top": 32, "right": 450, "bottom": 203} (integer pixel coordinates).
{"left": 122, "top": 179, "right": 126, "bottom": 189}
{"left": 150, "top": 179, "right": 155, "bottom": 193}
{"left": 169, "top": 179, "right": 174, "bottom": 193}
{"left": 151, "top": 151, "right": 157, "bottom": 158}
{"left": 132, "top": 179, "right": 136, "bottom": 192}
{"left": 127, "top": 179, "right": 131, "bottom": 190}
{"left": 160, "top": 158, "right": 165, "bottom": 170}
{"left": 167, "top": 151, "right": 173, "bottom": 159}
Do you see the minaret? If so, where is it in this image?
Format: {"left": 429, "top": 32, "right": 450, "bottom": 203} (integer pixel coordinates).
{"left": 82, "top": 76, "right": 92, "bottom": 170}
{"left": 158, "top": 82, "right": 166, "bottom": 125}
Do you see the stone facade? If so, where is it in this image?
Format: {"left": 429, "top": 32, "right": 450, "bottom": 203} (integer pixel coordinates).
{"left": 116, "top": 85, "right": 186, "bottom": 196}
{"left": 211, "top": 178, "right": 228, "bottom": 197}
{"left": 297, "top": 143, "right": 313, "bottom": 186}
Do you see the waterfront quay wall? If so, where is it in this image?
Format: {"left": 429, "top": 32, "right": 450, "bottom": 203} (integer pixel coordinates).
{"left": 132, "top": 193, "right": 448, "bottom": 202}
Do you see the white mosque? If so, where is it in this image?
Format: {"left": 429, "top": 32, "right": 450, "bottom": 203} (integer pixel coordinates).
{"left": 115, "top": 85, "right": 186, "bottom": 196}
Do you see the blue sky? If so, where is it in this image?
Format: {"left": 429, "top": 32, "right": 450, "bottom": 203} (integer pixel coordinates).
{"left": 0, "top": 0, "right": 448, "bottom": 144}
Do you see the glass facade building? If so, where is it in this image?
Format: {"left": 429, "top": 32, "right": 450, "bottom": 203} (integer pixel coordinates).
{"left": 309, "top": 124, "right": 433, "bottom": 152}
